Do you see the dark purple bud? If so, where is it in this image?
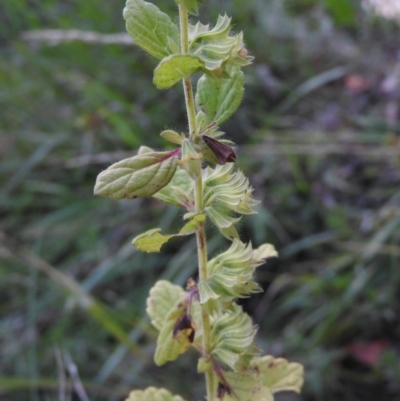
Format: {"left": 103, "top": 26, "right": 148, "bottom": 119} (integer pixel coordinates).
{"left": 202, "top": 135, "right": 236, "bottom": 165}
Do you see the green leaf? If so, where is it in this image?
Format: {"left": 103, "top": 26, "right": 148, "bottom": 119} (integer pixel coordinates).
{"left": 154, "top": 55, "right": 204, "bottom": 89}
{"left": 191, "top": 40, "right": 237, "bottom": 71}
{"left": 198, "top": 280, "right": 219, "bottom": 304}
{"left": 220, "top": 372, "right": 273, "bottom": 401}
{"left": 198, "top": 357, "right": 212, "bottom": 373}
{"left": 188, "top": 15, "right": 253, "bottom": 71}
{"left": 200, "top": 239, "right": 275, "bottom": 305}
{"left": 132, "top": 229, "right": 173, "bottom": 253}
{"left": 251, "top": 356, "right": 304, "bottom": 394}
{"left": 154, "top": 298, "right": 194, "bottom": 366}
{"left": 179, "top": 213, "right": 206, "bottom": 234}
{"left": 205, "top": 207, "right": 240, "bottom": 241}
{"left": 189, "top": 14, "right": 231, "bottom": 44}
{"left": 132, "top": 215, "right": 206, "bottom": 252}
{"left": 160, "top": 130, "right": 184, "bottom": 145}
{"left": 181, "top": 139, "right": 202, "bottom": 179}
{"left": 153, "top": 168, "right": 193, "bottom": 208}
{"left": 146, "top": 280, "right": 186, "bottom": 331}
{"left": 211, "top": 304, "right": 256, "bottom": 370}
{"left": 94, "top": 149, "right": 179, "bottom": 200}
{"left": 175, "top": 0, "right": 203, "bottom": 15}
{"left": 123, "top": 0, "right": 180, "bottom": 59}
{"left": 125, "top": 387, "right": 187, "bottom": 401}
{"left": 200, "top": 164, "right": 259, "bottom": 239}
{"left": 196, "top": 67, "right": 244, "bottom": 125}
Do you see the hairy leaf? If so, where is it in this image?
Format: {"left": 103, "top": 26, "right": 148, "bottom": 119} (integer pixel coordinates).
{"left": 132, "top": 214, "right": 206, "bottom": 252}
{"left": 205, "top": 207, "right": 240, "bottom": 241}
{"left": 218, "top": 372, "right": 273, "bottom": 401}
{"left": 251, "top": 356, "right": 304, "bottom": 394}
{"left": 196, "top": 67, "right": 244, "bottom": 125}
{"left": 132, "top": 228, "right": 173, "bottom": 253}
{"left": 146, "top": 280, "right": 186, "bottom": 331}
{"left": 154, "top": 55, "right": 205, "bottom": 89}
{"left": 153, "top": 168, "right": 193, "bottom": 208}
{"left": 125, "top": 387, "right": 187, "bottom": 401}
{"left": 94, "top": 148, "right": 179, "bottom": 199}
{"left": 179, "top": 213, "right": 206, "bottom": 233}
{"left": 160, "top": 130, "right": 184, "bottom": 145}
{"left": 199, "top": 240, "right": 277, "bottom": 304}
{"left": 154, "top": 298, "right": 194, "bottom": 366}
{"left": 211, "top": 304, "right": 256, "bottom": 370}
{"left": 200, "top": 164, "right": 259, "bottom": 239}
{"left": 123, "top": 0, "right": 180, "bottom": 59}
{"left": 189, "top": 14, "right": 231, "bottom": 44}
{"left": 188, "top": 15, "right": 253, "bottom": 71}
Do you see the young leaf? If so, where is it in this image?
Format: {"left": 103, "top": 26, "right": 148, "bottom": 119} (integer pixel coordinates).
{"left": 160, "top": 130, "right": 184, "bottom": 145}
{"left": 132, "top": 214, "right": 206, "bottom": 252}
{"left": 125, "top": 387, "right": 187, "bottom": 401}
{"left": 205, "top": 207, "right": 240, "bottom": 241}
{"left": 152, "top": 168, "right": 193, "bottom": 209}
{"left": 188, "top": 15, "right": 253, "bottom": 71}
{"left": 191, "top": 40, "right": 238, "bottom": 71}
{"left": 198, "top": 357, "right": 212, "bottom": 373}
{"left": 154, "top": 55, "right": 204, "bottom": 89}
{"left": 196, "top": 67, "right": 244, "bottom": 125}
{"left": 179, "top": 213, "right": 206, "bottom": 233}
{"left": 199, "top": 239, "right": 277, "bottom": 305}
{"left": 200, "top": 164, "right": 259, "bottom": 239}
{"left": 154, "top": 298, "right": 195, "bottom": 366}
{"left": 189, "top": 14, "right": 231, "bottom": 44}
{"left": 251, "top": 356, "right": 304, "bottom": 394}
{"left": 123, "top": 0, "right": 180, "bottom": 59}
{"left": 211, "top": 304, "right": 256, "bottom": 370}
{"left": 132, "top": 229, "right": 173, "bottom": 253}
{"left": 218, "top": 372, "right": 273, "bottom": 401}
{"left": 94, "top": 149, "right": 179, "bottom": 200}
{"left": 146, "top": 280, "right": 186, "bottom": 331}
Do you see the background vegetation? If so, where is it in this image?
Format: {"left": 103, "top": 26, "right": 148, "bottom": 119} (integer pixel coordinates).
{"left": 1, "top": 0, "right": 400, "bottom": 400}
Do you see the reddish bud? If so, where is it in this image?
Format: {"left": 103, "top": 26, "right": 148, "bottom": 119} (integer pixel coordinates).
{"left": 202, "top": 135, "right": 236, "bottom": 165}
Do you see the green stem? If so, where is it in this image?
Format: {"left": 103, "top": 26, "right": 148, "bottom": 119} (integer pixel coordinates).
{"left": 179, "top": 5, "right": 197, "bottom": 138}
{"left": 195, "top": 177, "right": 214, "bottom": 400}
{"left": 179, "top": 5, "right": 214, "bottom": 400}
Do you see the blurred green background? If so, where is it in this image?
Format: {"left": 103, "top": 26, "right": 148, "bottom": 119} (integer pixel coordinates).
{"left": 1, "top": 0, "right": 400, "bottom": 400}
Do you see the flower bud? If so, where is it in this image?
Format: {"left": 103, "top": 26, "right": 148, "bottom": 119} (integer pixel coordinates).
{"left": 202, "top": 135, "right": 236, "bottom": 165}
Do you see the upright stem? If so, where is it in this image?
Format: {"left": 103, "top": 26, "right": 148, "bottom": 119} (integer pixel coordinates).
{"left": 179, "top": 5, "right": 197, "bottom": 137}
{"left": 179, "top": 5, "right": 214, "bottom": 400}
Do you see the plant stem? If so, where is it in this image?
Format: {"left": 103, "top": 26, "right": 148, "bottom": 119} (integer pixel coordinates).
{"left": 195, "top": 176, "right": 214, "bottom": 401}
{"left": 179, "top": 5, "right": 197, "bottom": 138}
{"left": 179, "top": 5, "right": 214, "bottom": 400}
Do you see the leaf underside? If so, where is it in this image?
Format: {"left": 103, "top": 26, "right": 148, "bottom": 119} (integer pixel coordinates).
{"left": 123, "top": 0, "right": 180, "bottom": 59}
{"left": 154, "top": 54, "right": 204, "bottom": 89}
{"left": 94, "top": 150, "right": 178, "bottom": 199}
